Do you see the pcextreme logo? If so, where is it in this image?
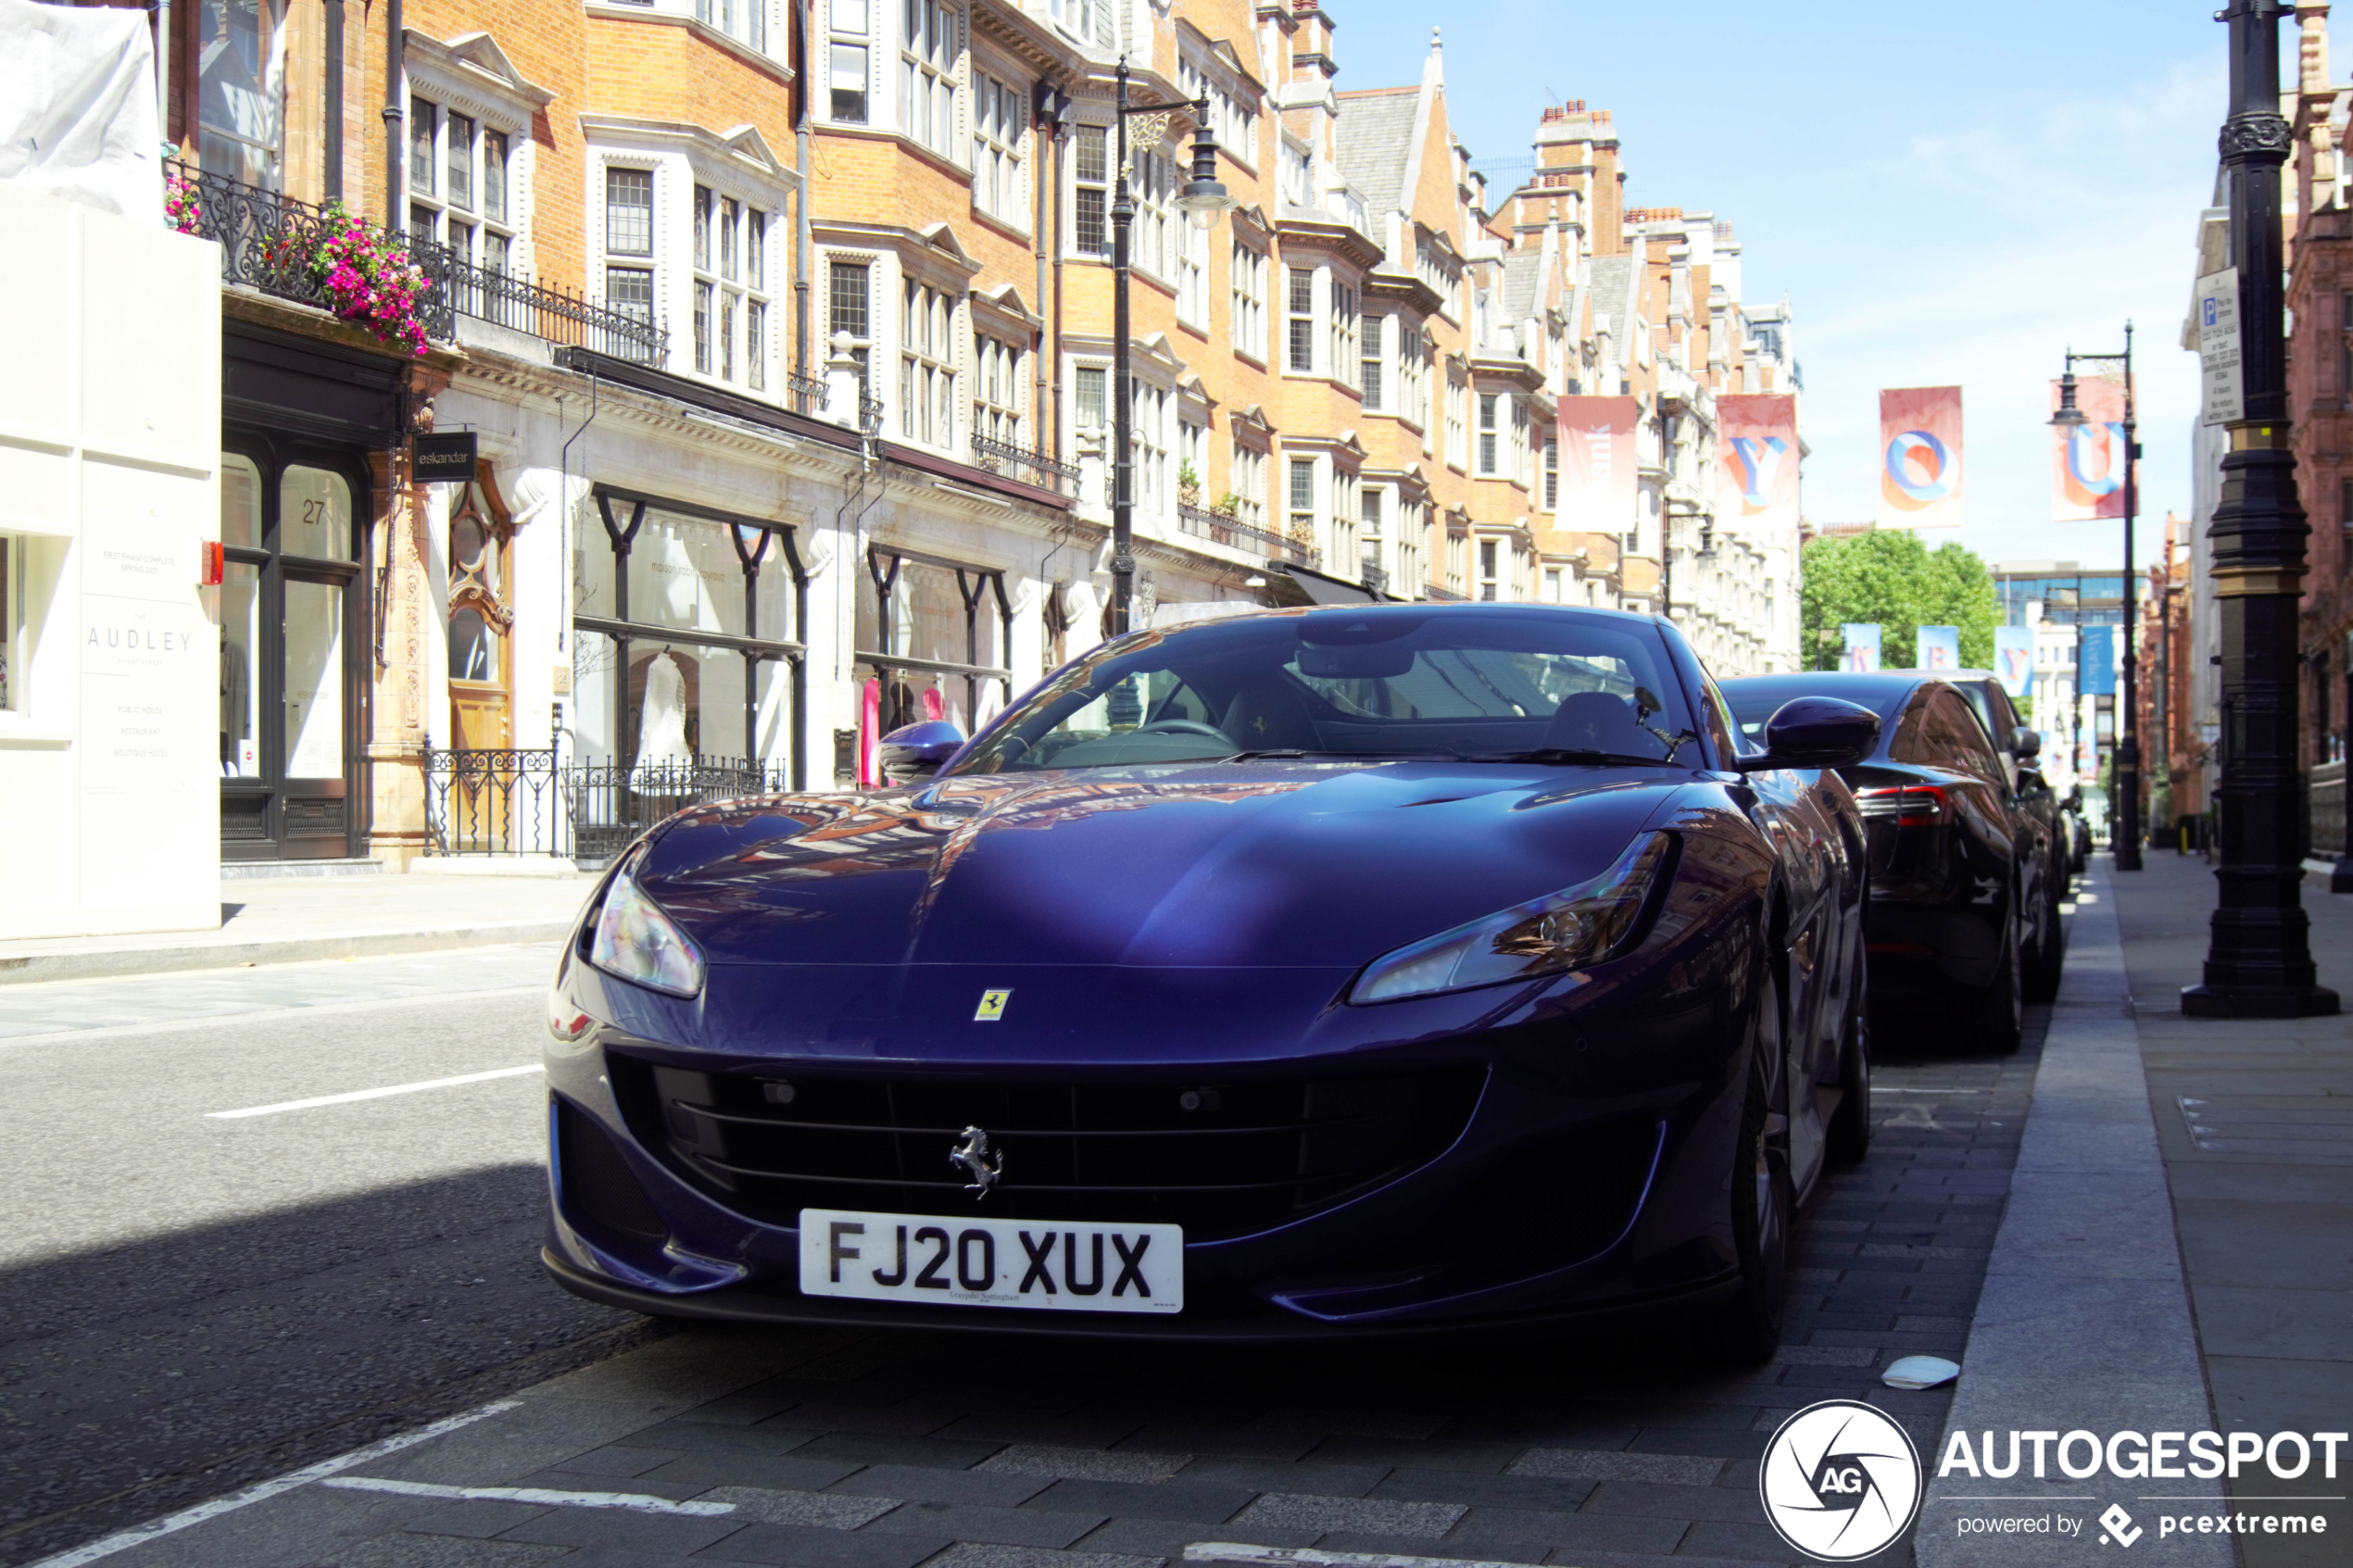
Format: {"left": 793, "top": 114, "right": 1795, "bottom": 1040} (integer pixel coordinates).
{"left": 1760, "top": 1399, "right": 1925, "bottom": 1562}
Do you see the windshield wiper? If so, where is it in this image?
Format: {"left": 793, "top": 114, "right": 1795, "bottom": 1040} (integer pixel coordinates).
{"left": 1466, "top": 748, "right": 1680, "bottom": 767}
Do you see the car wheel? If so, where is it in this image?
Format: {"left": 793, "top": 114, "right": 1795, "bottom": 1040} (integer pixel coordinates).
{"left": 1714, "top": 960, "right": 1793, "bottom": 1365}
{"left": 2023, "top": 873, "right": 2064, "bottom": 1003}
{"left": 1971, "top": 909, "right": 2024, "bottom": 1055}
{"left": 1827, "top": 972, "right": 1871, "bottom": 1165}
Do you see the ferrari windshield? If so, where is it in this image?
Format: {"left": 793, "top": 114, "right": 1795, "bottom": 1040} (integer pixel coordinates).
{"left": 948, "top": 608, "right": 1701, "bottom": 774}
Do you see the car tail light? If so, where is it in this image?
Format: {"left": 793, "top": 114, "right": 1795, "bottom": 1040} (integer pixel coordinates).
{"left": 1855, "top": 784, "right": 1949, "bottom": 828}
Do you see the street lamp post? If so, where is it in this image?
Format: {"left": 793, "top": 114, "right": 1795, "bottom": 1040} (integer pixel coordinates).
{"left": 2051, "top": 332, "right": 2144, "bottom": 871}
{"left": 2185, "top": 0, "right": 2337, "bottom": 1016}
{"left": 1107, "top": 60, "right": 1233, "bottom": 636}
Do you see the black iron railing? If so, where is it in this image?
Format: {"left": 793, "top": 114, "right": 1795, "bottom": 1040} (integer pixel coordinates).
{"left": 860, "top": 395, "right": 887, "bottom": 435}
{"left": 785, "top": 370, "right": 828, "bottom": 417}
{"left": 1175, "top": 503, "right": 1322, "bottom": 570}
{"left": 169, "top": 160, "right": 664, "bottom": 362}
{"left": 969, "top": 434, "right": 1079, "bottom": 496}
{"left": 422, "top": 748, "right": 789, "bottom": 864}
{"left": 565, "top": 757, "right": 791, "bottom": 867}
{"left": 422, "top": 746, "right": 563, "bottom": 856}
{"left": 409, "top": 236, "right": 666, "bottom": 364}
{"left": 168, "top": 158, "right": 453, "bottom": 340}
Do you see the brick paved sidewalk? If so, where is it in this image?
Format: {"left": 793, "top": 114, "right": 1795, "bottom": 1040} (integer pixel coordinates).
{"left": 44, "top": 961, "right": 2058, "bottom": 1568}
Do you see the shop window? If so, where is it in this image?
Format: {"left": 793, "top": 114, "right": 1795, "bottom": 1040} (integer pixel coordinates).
{"left": 0, "top": 534, "right": 42, "bottom": 717}
{"left": 857, "top": 546, "right": 1012, "bottom": 743}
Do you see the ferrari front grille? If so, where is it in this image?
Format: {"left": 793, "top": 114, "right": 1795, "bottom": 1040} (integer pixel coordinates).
{"left": 607, "top": 1056, "right": 1485, "bottom": 1243}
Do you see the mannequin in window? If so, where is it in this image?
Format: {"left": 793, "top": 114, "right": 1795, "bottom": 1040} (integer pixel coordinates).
{"left": 634, "top": 650, "right": 693, "bottom": 780}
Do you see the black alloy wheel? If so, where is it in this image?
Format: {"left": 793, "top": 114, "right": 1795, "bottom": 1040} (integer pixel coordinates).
{"left": 1714, "top": 960, "right": 1793, "bottom": 1365}
{"left": 2024, "top": 865, "right": 2065, "bottom": 1003}
{"left": 1971, "top": 905, "right": 2024, "bottom": 1056}
{"left": 1827, "top": 947, "right": 1871, "bottom": 1164}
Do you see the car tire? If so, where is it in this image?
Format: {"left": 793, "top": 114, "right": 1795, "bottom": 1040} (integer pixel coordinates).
{"left": 1971, "top": 911, "right": 2024, "bottom": 1055}
{"left": 2023, "top": 874, "right": 2064, "bottom": 1004}
{"left": 1713, "top": 961, "right": 1793, "bottom": 1365}
{"left": 1827, "top": 991, "right": 1871, "bottom": 1165}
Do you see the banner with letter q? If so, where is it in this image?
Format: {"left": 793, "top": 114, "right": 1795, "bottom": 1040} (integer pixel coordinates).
{"left": 1877, "top": 386, "right": 1965, "bottom": 528}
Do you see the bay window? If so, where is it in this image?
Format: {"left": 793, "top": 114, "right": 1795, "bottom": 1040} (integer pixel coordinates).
{"left": 900, "top": 0, "right": 956, "bottom": 158}
{"left": 900, "top": 279, "right": 957, "bottom": 447}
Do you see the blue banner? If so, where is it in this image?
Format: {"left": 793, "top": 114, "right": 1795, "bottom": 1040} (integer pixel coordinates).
{"left": 2080, "top": 625, "right": 2116, "bottom": 696}
{"left": 1841, "top": 623, "right": 1881, "bottom": 672}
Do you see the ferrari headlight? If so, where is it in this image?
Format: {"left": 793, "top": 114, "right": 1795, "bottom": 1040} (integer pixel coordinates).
{"left": 586, "top": 869, "right": 705, "bottom": 997}
{"left": 1350, "top": 833, "right": 1674, "bottom": 1004}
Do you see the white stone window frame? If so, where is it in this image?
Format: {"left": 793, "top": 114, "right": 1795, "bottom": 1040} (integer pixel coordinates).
{"left": 1176, "top": 44, "right": 1259, "bottom": 171}
{"left": 1228, "top": 229, "right": 1267, "bottom": 362}
{"left": 824, "top": 0, "right": 876, "bottom": 126}
{"left": 1126, "top": 367, "right": 1176, "bottom": 521}
{"left": 401, "top": 31, "right": 546, "bottom": 278}
{"left": 692, "top": 0, "right": 771, "bottom": 56}
{"left": 584, "top": 0, "right": 786, "bottom": 69}
{"left": 584, "top": 118, "right": 799, "bottom": 391}
{"left": 1070, "top": 120, "right": 1111, "bottom": 260}
{"left": 900, "top": 272, "right": 962, "bottom": 451}
{"left": 1327, "top": 274, "right": 1359, "bottom": 393}
{"left": 970, "top": 56, "right": 1029, "bottom": 231}
{"left": 824, "top": 248, "right": 882, "bottom": 399}
{"left": 899, "top": 0, "right": 961, "bottom": 162}
{"left": 1287, "top": 451, "right": 1318, "bottom": 544}
{"left": 970, "top": 310, "right": 1026, "bottom": 447}
{"left": 1228, "top": 430, "right": 1268, "bottom": 529}
{"left": 689, "top": 185, "right": 777, "bottom": 390}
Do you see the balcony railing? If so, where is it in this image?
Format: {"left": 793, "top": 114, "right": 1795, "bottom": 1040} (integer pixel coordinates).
{"left": 168, "top": 159, "right": 452, "bottom": 340}
{"left": 1425, "top": 583, "right": 1470, "bottom": 601}
{"left": 422, "top": 746, "right": 789, "bottom": 864}
{"left": 168, "top": 160, "right": 665, "bottom": 363}
{"left": 970, "top": 435, "right": 1079, "bottom": 496}
{"left": 1176, "top": 503, "right": 1322, "bottom": 570}
{"left": 785, "top": 370, "right": 827, "bottom": 417}
{"left": 409, "top": 236, "right": 666, "bottom": 364}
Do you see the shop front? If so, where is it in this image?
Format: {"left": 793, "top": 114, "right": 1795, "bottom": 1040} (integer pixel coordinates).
{"left": 218, "top": 321, "right": 408, "bottom": 860}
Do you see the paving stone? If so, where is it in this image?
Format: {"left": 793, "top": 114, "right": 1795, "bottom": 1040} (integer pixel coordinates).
{"left": 861, "top": 1499, "right": 1106, "bottom": 1548}
{"left": 633, "top": 1420, "right": 827, "bottom": 1457}
{"left": 1674, "top": 1518, "right": 1799, "bottom": 1560}
{"left": 635, "top": 1449, "right": 866, "bottom": 1492}
{"left": 1578, "top": 1479, "right": 1769, "bottom": 1524}
{"left": 1229, "top": 1492, "right": 1469, "bottom": 1537}
{"left": 695, "top": 1485, "right": 900, "bottom": 1527}
{"left": 401, "top": 1499, "right": 556, "bottom": 1539}
{"left": 1372, "top": 1466, "right": 1597, "bottom": 1512}
{"left": 492, "top": 1504, "right": 748, "bottom": 1555}
{"left": 303, "top": 1538, "right": 569, "bottom": 1568}
{"left": 1168, "top": 1456, "right": 1388, "bottom": 1496}
{"left": 1301, "top": 1436, "right": 1521, "bottom": 1473}
{"left": 977, "top": 1443, "right": 1194, "bottom": 1484}
{"left": 1069, "top": 1515, "right": 1320, "bottom": 1560}
{"left": 542, "top": 1444, "right": 686, "bottom": 1479}
{"left": 1021, "top": 1476, "right": 1253, "bottom": 1524}
{"left": 794, "top": 1433, "right": 1010, "bottom": 1471}
{"left": 824, "top": 1461, "right": 1052, "bottom": 1506}
{"left": 690, "top": 1523, "right": 951, "bottom": 1567}
{"left": 1509, "top": 1449, "right": 1726, "bottom": 1486}
{"left": 917, "top": 1545, "right": 1172, "bottom": 1568}
{"left": 1436, "top": 1505, "right": 1692, "bottom": 1558}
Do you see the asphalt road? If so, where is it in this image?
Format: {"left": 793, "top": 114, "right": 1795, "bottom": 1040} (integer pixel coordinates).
{"left": 0, "top": 920, "right": 2066, "bottom": 1568}
{"left": 0, "top": 943, "right": 653, "bottom": 1567}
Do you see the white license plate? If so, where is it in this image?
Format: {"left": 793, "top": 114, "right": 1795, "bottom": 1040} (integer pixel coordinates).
{"left": 798, "top": 1208, "right": 1183, "bottom": 1314}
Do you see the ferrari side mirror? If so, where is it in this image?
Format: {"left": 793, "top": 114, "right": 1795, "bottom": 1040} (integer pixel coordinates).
{"left": 2011, "top": 730, "right": 2043, "bottom": 760}
{"left": 879, "top": 719, "right": 967, "bottom": 783}
{"left": 1730, "top": 696, "right": 1881, "bottom": 773}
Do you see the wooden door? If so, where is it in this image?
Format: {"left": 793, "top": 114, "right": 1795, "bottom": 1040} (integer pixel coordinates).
{"left": 446, "top": 472, "right": 515, "bottom": 848}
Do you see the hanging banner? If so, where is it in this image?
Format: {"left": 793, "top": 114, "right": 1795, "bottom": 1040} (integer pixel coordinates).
{"left": 1916, "top": 624, "right": 1960, "bottom": 671}
{"left": 1717, "top": 395, "right": 1801, "bottom": 529}
{"left": 1556, "top": 396, "right": 1640, "bottom": 533}
{"left": 1842, "top": 623, "right": 1882, "bottom": 672}
{"left": 2051, "top": 374, "right": 2133, "bottom": 521}
{"left": 1877, "top": 386, "right": 1965, "bottom": 528}
{"left": 1994, "top": 625, "right": 2033, "bottom": 697}
{"left": 2080, "top": 624, "right": 2117, "bottom": 696}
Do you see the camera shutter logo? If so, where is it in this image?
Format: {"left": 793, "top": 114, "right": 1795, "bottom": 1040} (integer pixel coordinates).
{"left": 1758, "top": 1399, "right": 1923, "bottom": 1561}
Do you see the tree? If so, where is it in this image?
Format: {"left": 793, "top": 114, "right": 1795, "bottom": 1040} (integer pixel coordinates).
{"left": 1799, "top": 530, "right": 2000, "bottom": 671}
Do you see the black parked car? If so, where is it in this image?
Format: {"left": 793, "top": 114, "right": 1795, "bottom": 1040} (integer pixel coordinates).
{"left": 1723, "top": 672, "right": 2045, "bottom": 1053}
{"left": 1877, "top": 669, "right": 2067, "bottom": 1001}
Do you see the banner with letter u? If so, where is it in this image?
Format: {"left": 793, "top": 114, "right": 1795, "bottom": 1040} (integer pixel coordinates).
{"left": 1717, "top": 395, "right": 1801, "bottom": 529}
{"left": 1555, "top": 397, "right": 1640, "bottom": 534}
{"left": 1877, "top": 386, "right": 1965, "bottom": 528}
{"left": 2051, "top": 374, "right": 2133, "bottom": 521}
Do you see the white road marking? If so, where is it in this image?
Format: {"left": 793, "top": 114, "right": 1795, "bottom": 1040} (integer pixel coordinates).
{"left": 22, "top": 1399, "right": 521, "bottom": 1568}
{"left": 0, "top": 985, "right": 543, "bottom": 1048}
{"left": 318, "top": 1476, "right": 734, "bottom": 1515}
{"left": 1184, "top": 1549, "right": 1544, "bottom": 1568}
{"left": 207, "top": 1065, "right": 543, "bottom": 1120}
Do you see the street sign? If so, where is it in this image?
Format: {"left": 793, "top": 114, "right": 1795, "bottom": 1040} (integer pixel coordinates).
{"left": 2196, "top": 268, "right": 2242, "bottom": 427}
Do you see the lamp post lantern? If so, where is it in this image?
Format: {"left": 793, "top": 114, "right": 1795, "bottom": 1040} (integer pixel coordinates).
{"left": 2184, "top": 0, "right": 2338, "bottom": 1016}
{"left": 1107, "top": 59, "right": 1232, "bottom": 637}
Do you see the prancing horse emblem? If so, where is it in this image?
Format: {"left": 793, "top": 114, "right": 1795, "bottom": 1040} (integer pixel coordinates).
{"left": 950, "top": 1125, "right": 1003, "bottom": 1195}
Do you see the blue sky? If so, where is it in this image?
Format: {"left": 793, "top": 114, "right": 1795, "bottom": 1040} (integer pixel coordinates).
{"left": 1334, "top": 1, "right": 2334, "bottom": 571}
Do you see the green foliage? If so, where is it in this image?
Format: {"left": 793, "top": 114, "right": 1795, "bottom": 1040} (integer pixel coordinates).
{"left": 1799, "top": 531, "right": 2000, "bottom": 671}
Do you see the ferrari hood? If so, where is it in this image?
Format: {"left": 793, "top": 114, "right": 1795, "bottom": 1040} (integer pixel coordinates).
{"left": 634, "top": 760, "right": 1697, "bottom": 970}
